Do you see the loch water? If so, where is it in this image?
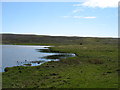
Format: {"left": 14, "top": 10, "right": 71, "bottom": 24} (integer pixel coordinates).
{"left": 1, "top": 45, "right": 75, "bottom": 72}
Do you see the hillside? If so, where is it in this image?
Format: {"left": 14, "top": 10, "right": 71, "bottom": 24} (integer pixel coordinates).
{"left": 2, "top": 34, "right": 119, "bottom": 88}
{"left": 1, "top": 34, "right": 118, "bottom": 45}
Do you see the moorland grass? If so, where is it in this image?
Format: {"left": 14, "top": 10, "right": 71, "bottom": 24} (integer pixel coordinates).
{"left": 2, "top": 43, "right": 119, "bottom": 88}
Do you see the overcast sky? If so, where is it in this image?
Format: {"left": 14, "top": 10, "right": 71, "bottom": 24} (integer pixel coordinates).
{"left": 2, "top": 0, "right": 118, "bottom": 37}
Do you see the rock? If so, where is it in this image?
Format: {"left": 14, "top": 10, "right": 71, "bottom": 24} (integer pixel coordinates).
{"left": 51, "top": 66, "right": 55, "bottom": 68}
{"left": 67, "top": 77, "right": 70, "bottom": 79}
{"left": 50, "top": 73, "right": 58, "bottom": 76}
{"left": 19, "top": 70, "right": 22, "bottom": 73}
{"left": 58, "top": 76, "right": 62, "bottom": 78}
{"left": 4, "top": 67, "right": 9, "bottom": 72}
{"left": 106, "top": 71, "right": 112, "bottom": 73}
{"left": 116, "top": 69, "right": 120, "bottom": 73}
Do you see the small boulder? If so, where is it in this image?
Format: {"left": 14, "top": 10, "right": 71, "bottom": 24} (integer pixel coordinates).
{"left": 4, "top": 67, "right": 9, "bottom": 72}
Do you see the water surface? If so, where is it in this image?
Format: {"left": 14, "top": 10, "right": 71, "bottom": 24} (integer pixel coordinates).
{"left": 2, "top": 45, "right": 57, "bottom": 72}
{"left": 2, "top": 45, "right": 75, "bottom": 72}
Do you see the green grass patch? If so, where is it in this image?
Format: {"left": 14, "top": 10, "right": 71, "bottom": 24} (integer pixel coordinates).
{"left": 2, "top": 34, "right": 119, "bottom": 88}
{"left": 2, "top": 43, "right": 119, "bottom": 88}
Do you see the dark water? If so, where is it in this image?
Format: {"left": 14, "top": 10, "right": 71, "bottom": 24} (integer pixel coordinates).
{"left": 2, "top": 45, "right": 58, "bottom": 72}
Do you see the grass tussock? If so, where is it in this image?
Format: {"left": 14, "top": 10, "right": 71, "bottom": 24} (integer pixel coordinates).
{"left": 88, "top": 59, "right": 104, "bottom": 64}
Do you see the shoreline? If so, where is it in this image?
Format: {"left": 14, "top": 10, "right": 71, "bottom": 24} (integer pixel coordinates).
{"left": 2, "top": 45, "right": 76, "bottom": 72}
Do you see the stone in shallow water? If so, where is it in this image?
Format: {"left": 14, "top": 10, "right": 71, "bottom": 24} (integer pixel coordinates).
{"left": 23, "top": 64, "right": 32, "bottom": 66}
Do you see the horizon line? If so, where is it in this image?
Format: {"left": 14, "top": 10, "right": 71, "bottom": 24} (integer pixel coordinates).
{"left": 0, "top": 33, "right": 118, "bottom": 38}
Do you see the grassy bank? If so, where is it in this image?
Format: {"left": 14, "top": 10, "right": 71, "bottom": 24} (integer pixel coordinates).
{"left": 2, "top": 43, "right": 119, "bottom": 88}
